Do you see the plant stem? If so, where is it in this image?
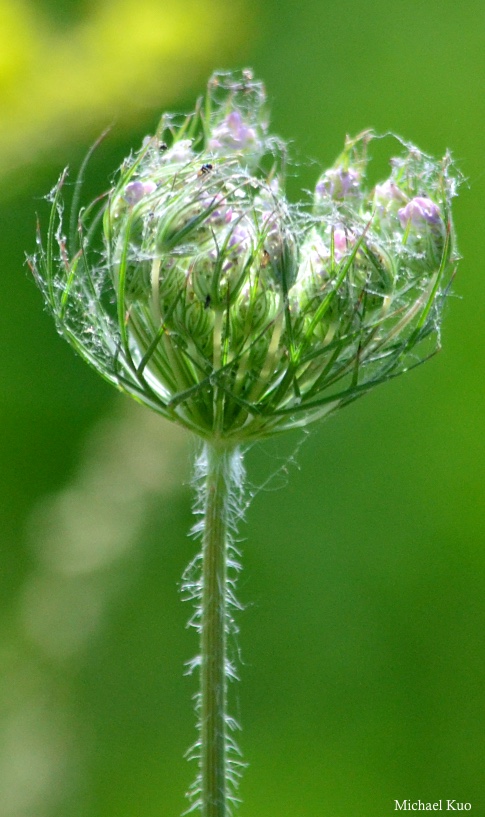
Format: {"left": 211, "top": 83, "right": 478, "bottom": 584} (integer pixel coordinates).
{"left": 198, "top": 441, "right": 241, "bottom": 817}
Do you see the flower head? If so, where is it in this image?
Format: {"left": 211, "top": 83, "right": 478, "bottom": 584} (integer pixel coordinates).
{"left": 30, "top": 71, "right": 460, "bottom": 443}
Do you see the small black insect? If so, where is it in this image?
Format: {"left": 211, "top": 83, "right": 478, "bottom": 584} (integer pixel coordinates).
{"left": 159, "top": 142, "right": 168, "bottom": 152}
{"left": 198, "top": 163, "right": 214, "bottom": 176}
{"left": 204, "top": 294, "right": 211, "bottom": 309}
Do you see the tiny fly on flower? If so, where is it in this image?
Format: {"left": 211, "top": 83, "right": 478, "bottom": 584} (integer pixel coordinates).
{"left": 198, "top": 163, "right": 214, "bottom": 176}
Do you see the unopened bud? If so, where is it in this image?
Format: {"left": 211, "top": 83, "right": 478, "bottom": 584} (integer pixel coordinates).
{"left": 315, "top": 167, "right": 361, "bottom": 202}
{"left": 123, "top": 179, "right": 157, "bottom": 205}
{"left": 209, "top": 111, "right": 258, "bottom": 155}
{"left": 32, "top": 74, "right": 460, "bottom": 442}
{"left": 398, "top": 196, "right": 443, "bottom": 229}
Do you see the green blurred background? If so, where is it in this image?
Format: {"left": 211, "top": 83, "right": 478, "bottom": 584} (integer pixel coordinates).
{"left": 1, "top": 0, "right": 484, "bottom": 815}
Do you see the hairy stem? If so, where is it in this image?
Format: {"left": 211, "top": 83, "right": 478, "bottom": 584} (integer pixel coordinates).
{"left": 186, "top": 441, "right": 244, "bottom": 816}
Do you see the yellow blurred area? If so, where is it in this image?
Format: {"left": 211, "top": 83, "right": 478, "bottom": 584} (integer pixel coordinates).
{"left": 0, "top": 0, "right": 247, "bottom": 173}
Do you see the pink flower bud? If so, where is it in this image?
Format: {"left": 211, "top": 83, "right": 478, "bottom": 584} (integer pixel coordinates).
{"left": 398, "top": 196, "right": 442, "bottom": 229}
{"left": 227, "top": 222, "right": 251, "bottom": 254}
{"left": 123, "top": 179, "right": 157, "bottom": 205}
{"left": 199, "top": 192, "right": 233, "bottom": 224}
{"left": 333, "top": 227, "right": 352, "bottom": 260}
{"left": 374, "top": 180, "right": 406, "bottom": 206}
{"left": 316, "top": 167, "right": 360, "bottom": 201}
{"left": 209, "top": 111, "right": 258, "bottom": 154}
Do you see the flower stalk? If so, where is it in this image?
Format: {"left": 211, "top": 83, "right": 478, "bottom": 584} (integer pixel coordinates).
{"left": 200, "top": 443, "right": 236, "bottom": 817}
{"left": 186, "top": 443, "right": 244, "bottom": 815}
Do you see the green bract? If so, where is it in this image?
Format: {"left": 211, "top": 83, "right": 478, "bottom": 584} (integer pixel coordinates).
{"left": 30, "top": 70, "right": 460, "bottom": 443}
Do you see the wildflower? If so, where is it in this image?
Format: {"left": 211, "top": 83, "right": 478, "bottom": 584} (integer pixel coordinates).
{"left": 30, "top": 71, "right": 460, "bottom": 445}
{"left": 29, "top": 70, "right": 461, "bottom": 817}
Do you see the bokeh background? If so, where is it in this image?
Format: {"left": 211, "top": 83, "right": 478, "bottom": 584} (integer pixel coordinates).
{"left": 1, "top": 0, "right": 484, "bottom": 815}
